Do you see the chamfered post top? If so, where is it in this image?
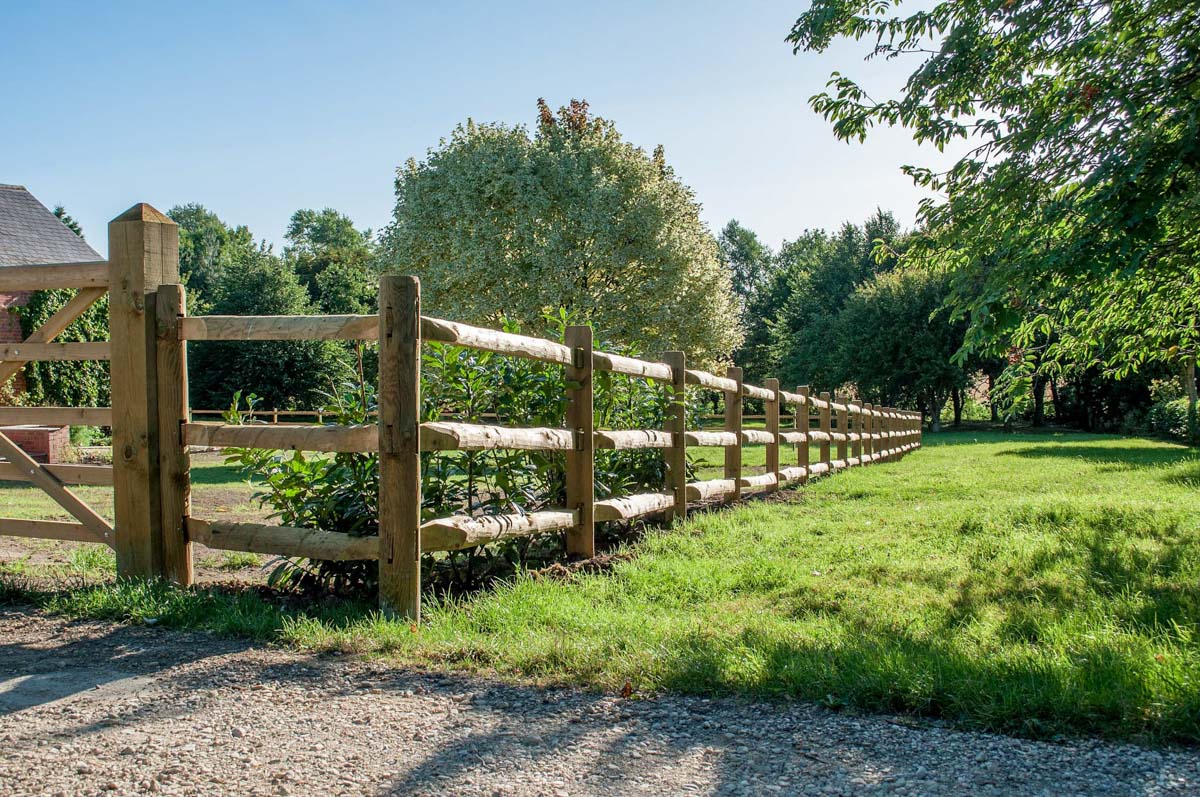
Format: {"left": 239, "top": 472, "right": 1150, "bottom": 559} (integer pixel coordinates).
{"left": 110, "top": 203, "right": 175, "bottom": 226}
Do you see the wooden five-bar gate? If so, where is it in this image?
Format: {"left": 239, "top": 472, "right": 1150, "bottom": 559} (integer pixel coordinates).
{"left": 0, "top": 203, "right": 922, "bottom": 621}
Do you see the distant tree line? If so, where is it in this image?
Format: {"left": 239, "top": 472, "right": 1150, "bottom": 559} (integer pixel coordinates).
{"left": 787, "top": 0, "right": 1199, "bottom": 441}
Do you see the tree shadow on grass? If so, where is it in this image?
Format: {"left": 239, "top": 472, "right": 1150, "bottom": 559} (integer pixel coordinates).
{"left": 1004, "top": 443, "right": 1197, "bottom": 468}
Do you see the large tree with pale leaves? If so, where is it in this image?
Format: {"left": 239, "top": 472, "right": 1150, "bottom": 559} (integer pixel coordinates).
{"left": 379, "top": 100, "right": 742, "bottom": 366}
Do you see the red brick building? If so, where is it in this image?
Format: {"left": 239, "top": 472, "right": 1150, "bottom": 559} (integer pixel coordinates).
{"left": 0, "top": 184, "right": 103, "bottom": 399}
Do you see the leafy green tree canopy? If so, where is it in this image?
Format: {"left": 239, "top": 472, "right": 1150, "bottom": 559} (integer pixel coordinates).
{"left": 284, "top": 208, "right": 376, "bottom": 313}
{"left": 168, "top": 204, "right": 254, "bottom": 310}
{"left": 379, "top": 99, "right": 742, "bottom": 366}
{"left": 789, "top": 0, "right": 1200, "bottom": 377}
{"left": 834, "top": 267, "right": 969, "bottom": 429}
{"left": 771, "top": 211, "right": 902, "bottom": 389}
{"left": 719, "top": 220, "right": 773, "bottom": 301}
{"left": 188, "top": 245, "right": 350, "bottom": 410}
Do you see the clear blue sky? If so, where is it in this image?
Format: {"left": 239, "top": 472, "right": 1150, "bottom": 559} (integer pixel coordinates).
{"left": 2, "top": 1, "right": 952, "bottom": 256}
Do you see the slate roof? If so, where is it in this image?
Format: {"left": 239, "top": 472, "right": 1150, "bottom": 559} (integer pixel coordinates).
{"left": 0, "top": 184, "right": 102, "bottom": 267}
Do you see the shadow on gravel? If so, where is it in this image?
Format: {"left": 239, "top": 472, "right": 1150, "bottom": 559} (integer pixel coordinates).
{"left": 0, "top": 608, "right": 254, "bottom": 717}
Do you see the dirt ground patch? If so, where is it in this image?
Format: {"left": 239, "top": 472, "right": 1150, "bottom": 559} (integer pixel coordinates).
{"left": 1, "top": 608, "right": 1197, "bottom": 796}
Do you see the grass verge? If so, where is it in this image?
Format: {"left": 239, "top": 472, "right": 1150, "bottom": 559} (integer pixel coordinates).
{"left": 4, "top": 430, "right": 1199, "bottom": 744}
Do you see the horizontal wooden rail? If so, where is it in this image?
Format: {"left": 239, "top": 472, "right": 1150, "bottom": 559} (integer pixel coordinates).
{"left": 189, "top": 510, "right": 581, "bottom": 560}
{"left": 180, "top": 315, "right": 376, "bottom": 341}
{"left": 739, "top": 472, "right": 778, "bottom": 491}
{"left": 184, "top": 422, "right": 376, "bottom": 452}
{"left": 0, "top": 407, "right": 113, "bottom": 426}
{"left": 423, "top": 316, "right": 569, "bottom": 364}
{"left": 422, "top": 422, "right": 575, "bottom": 451}
{"left": 423, "top": 510, "right": 577, "bottom": 551}
{"left": 180, "top": 312, "right": 676, "bottom": 382}
{"left": 0, "top": 261, "right": 109, "bottom": 291}
{"left": 0, "top": 342, "right": 110, "bottom": 361}
{"left": 188, "top": 518, "right": 378, "bottom": 560}
{"left": 779, "top": 465, "right": 807, "bottom": 482}
{"left": 686, "top": 478, "right": 737, "bottom": 501}
{"left": 741, "top": 382, "right": 774, "bottom": 401}
{"left": 594, "top": 491, "right": 675, "bottom": 521}
{"left": 685, "top": 369, "right": 738, "bottom": 392}
{"left": 0, "top": 517, "right": 103, "bottom": 544}
{"left": 184, "top": 421, "right": 577, "bottom": 453}
{"left": 779, "top": 390, "right": 807, "bottom": 406}
{"left": 740, "top": 429, "right": 774, "bottom": 445}
{"left": 684, "top": 430, "right": 738, "bottom": 447}
{"left": 0, "top": 462, "right": 113, "bottom": 486}
{"left": 778, "top": 431, "right": 807, "bottom": 444}
{"left": 594, "top": 352, "right": 673, "bottom": 381}
{"left": 594, "top": 430, "right": 674, "bottom": 450}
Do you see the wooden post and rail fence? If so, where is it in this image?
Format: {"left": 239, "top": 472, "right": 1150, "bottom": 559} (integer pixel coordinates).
{"left": 0, "top": 203, "right": 923, "bottom": 620}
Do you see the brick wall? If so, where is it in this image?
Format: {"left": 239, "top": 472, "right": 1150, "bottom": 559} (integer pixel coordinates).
{"left": 0, "top": 425, "right": 69, "bottom": 463}
{"left": 0, "top": 291, "right": 30, "bottom": 398}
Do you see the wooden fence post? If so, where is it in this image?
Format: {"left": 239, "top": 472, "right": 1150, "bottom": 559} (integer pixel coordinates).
{"left": 663, "top": 351, "right": 687, "bottom": 522}
{"left": 862, "top": 403, "right": 874, "bottom": 463}
{"left": 764, "top": 378, "right": 780, "bottom": 493}
{"left": 155, "top": 284, "right": 192, "bottom": 584}
{"left": 724, "top": 366, "right": 743, "bottom": 500}
{"left": 819, "top": 391, "right": 831, "bottom": 474}
{"left": 835, "top": 392, "right": 848, "bottom": 467}
{"left": 850, "top": 401, "right": 862, "bottom": 466}
{"left": 109, "top": 204, "right": 178, "bottom": 579}
{"left": 378, "top": 276, "right": 422, "bottom": 621}
{"left": 886, "top": 408, "right": 896, "bottom": 461}
{"left": 565, "top": 325, "right": 595, "bottom": 557}
{"left": 796, "top": 386, "right": 810, "bottom": 483}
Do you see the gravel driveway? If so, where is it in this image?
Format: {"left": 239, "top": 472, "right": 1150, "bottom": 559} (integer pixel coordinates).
{"left": 1, "top": 608, "right": 1196, "bottom": 796}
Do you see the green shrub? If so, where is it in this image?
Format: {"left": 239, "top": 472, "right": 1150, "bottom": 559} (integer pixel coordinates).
{"left": 1121, "top": 379, "right": 1197, "bottom": 443}
{"left": 1146, "top": 398, "right": 1192, "bottom": 441}
{"left": 225, "top": 313, "right": 700, "bottom": 597}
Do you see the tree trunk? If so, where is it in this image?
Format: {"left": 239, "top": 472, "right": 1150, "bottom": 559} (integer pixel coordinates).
{"left": 1032, "top": 375, "right": 1046, "bottom": 427}
{"left": 1048, "top": 380, "right": 1060, "bottom": 424}
{"left": 929, "top": 392, "right": 944, "bottom": 433}
{"left": 952, "top": 387, "right": 964, "bottom": 426}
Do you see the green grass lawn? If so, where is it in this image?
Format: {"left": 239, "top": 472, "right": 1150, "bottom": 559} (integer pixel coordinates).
{"left": 0, "top": 453, "right": 265, "bottom": 524}
{"left": 4, "top": 430, "right": 1199, "bottom": 743}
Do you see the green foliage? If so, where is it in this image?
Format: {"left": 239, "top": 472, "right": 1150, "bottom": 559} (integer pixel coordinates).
{"left": 379, "top": 99, "right": 742, "bottom": 367}
{"left": 769, "top": 212, "right": 904, "bottom": 391}
{"left": 52, "top": 205, "right": 83, "bottom": 237}
{"left": 15, "top": 289, "right": 110, "bottom": 407}
{"left": 188, "top": 246, "right": 351, "bottom": 410}
{"left": 284, "top": 208, "right": 377, "bottom": 313}
{"left": 168, "top": 204, "right": 255, "bottom": 311}
{"left": 834, "top": 268, "right": 969, "bottom": 423}
{"left": 226, "top": 312, "right": 694, "bottom": 596}
{"left": 788, "top": 0, "right": 1200, "bottom": 386}
{"left": 718, "top": 220, "right": 773, "bottom": 301}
